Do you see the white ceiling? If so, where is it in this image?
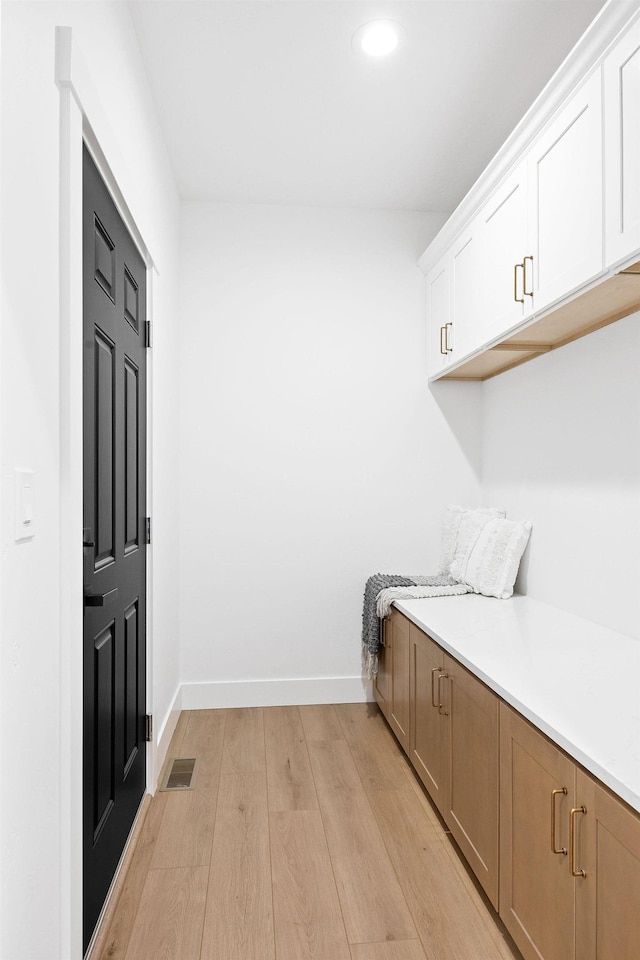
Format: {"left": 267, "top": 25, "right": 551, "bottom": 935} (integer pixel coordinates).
{"left": 129, "top": 0, "right": 606, "bottom": 212}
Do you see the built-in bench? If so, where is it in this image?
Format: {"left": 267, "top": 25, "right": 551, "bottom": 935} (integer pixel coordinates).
{"left": 374, "top": 593, "right": 640, "bottom": 960}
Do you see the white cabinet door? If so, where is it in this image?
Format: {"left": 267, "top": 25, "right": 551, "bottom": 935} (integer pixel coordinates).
{"left": 604, "top": 17, "right": 640, "bottom": 268}
{"left": 478, "top": 161, "right": 530, "bottom": 344}
{"left": 426, "top": 255, "right": 451, "bottom": 377}
{"left": 451, "top": 220, "right": 479, "bottom": 357}
{"left": 528, "top": 70, "right": 604, "bottom": 313}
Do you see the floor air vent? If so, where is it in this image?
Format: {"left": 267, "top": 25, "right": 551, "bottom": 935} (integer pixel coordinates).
{"left": 158, "top": 757, "right": 198, "bottom": 792}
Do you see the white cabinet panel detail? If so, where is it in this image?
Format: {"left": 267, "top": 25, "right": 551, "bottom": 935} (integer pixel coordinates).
{"left": 427, "top": 256, "right": 451, "bottom": 378}
{"left": 479, "top": 162, "right": 530, "bottom": 343}
{"left": 527, "top": 70, "right": 604, "bottom": 313}
{"left": 451, "top": 222, "right": 479, "bottom": 357}
{"left": 605, "top": 19, "right": 640, "bottom": 267}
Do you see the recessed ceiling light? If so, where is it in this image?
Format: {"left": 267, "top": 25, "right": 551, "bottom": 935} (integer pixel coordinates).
{"left": 352, "top": 20, "right": 406, "bottom": 58}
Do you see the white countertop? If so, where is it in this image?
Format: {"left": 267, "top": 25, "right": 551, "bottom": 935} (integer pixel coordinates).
{"left": 394, "top": 593, "right": 640, "bottom": 814}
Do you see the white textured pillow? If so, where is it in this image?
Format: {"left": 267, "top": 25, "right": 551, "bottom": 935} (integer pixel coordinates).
{"left": 439, "top": 504, "right": 506, "bottom": 576}
{"left": 450, "top": 517, "right": 532, "bottom": 599}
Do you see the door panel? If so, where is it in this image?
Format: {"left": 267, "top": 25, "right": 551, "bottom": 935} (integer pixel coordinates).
{"left": 479, "top": 161, "right": 529, "bottom": 341}
{"left": 451, "top": 222, "right": 479, "bottom": 357}
{"left": 409, "top": 624, "right": 447, "bottom": 816}
{"left": 124, "top": 600, "right": 141, "bottom": 776}
{"left": 95, "top": 328, "right": 116, "bottom": 567}
{"left": 576, "top": 770, "right": 640, "bottom": 960}
{"left": 374, "top": 620, "right": 391, "bottom": 720}
{"left": 604, "top": 18, "right": 640, "bottom": 267}
{"left": 124, "top": 358, "right": 140, "bottom": 552}
{"left": 528, "top": 70, "right": 603, "bottom": 311}
{"left": 388, "top": 611, "right": 410, "bottom": 752}
{"left": 83, "top": 145, "right": 147, "bottom": 951}
{"left": 427, "top": 256, "right": 451, "bottom": 377}
{"left": 93, "top": 621, "right": 116, "bottom": 842}
{"left": 446, "top": 656, "right": 499, "bottom": 908}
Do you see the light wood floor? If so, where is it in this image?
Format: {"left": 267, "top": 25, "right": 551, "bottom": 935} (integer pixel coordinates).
{"left": 92, "top": 704, "right": 522, "bottom": 960}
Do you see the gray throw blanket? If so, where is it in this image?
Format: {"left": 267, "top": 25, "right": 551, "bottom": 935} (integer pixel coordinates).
{"left": 362, "top": 573, "right": 470, "bottom": 679}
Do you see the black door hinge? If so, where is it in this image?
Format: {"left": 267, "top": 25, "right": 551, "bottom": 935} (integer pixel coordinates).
{"left": 144, "top": 320, "right": 152, "bottom": 348}
{"left": 145, "top": 714, "right": 153, "bottom": 742}
{"left": 145, "top": 517, "right": 151, "bottom": 545}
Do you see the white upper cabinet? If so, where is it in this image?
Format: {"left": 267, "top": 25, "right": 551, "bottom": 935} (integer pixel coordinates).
{"left": 421, "top": 6, "right": 640, "bottom": 382}
{"left": 478, "top": 161, "right": 531, "bottom": 344}
{"left": 426, "top": 255, "right": 451, "bottom": 378}
{"left": 527, "top": 69, "right": 604, "bottom": 314}
{"left": 475, "top": 71, "right": 603, "bottom": 347}
{"left": 426, "top": 222, "right": 479, "bottom": 376}
{"left": 604, "top": 18, "right": 640, "bottom": 269}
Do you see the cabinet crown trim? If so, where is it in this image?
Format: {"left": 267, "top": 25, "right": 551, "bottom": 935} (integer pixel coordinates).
{"left": 418, "top": 1, "right": 638, "bottom": 275}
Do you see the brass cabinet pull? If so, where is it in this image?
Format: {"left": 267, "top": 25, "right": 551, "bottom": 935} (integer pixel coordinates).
{"left": 444, "top": 322, "right": 454, "bottom": 353}
{"left": 523, "top": 255, "right": 534, "bottom": 298}
{"left": 514, "top": 262, "right": 525, "bottom": 303}
{"left": 551, "top": 787, "right": 568, "bottom": 855}
{"left": 569, "top": 806, "right": 587, "bottom": 878}
{"left": 440, "top": 325, "right": 447, "bottom": 355}
{"left": 431, "top": 666, "right": 442, "bottom": 708}
{"left": 437, "top": 673, "right": 449, "bottom": 715}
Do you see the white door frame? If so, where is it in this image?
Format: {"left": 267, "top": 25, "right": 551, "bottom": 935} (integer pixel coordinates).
{"left": 56, "top": 27, "right": 156, "bottom": 959}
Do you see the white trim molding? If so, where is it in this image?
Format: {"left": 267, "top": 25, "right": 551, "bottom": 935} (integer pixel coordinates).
{"left": 55, "top": 26, "right": 158, "bottom": 960}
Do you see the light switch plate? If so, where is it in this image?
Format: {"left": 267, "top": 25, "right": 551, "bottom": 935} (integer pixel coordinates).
{"left": 14, "top": 468, "right": 35, "bottom": 541}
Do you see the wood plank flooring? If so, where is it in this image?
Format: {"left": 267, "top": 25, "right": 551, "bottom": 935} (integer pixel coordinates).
{"left": 92, "top": 703, "right": 522, "bottom": 960}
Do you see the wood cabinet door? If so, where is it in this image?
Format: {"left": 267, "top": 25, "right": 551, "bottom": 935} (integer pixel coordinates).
{"left": 426, "top": 255, "right": 452, "bottom": 377}
{"left": 478, "top": 159, "right": 530, "bottom": 343}
{"left": 604, "top": 18, "right": 640, "bottom": 269}
{"left": 388, "top": 611, "right": 410, "bottom": 752}
{"left": 575, "top": 770, "right": 640, "bottom": 960}
{"left": 500, "top": 704, "right": 576, "bottom": 960}
{"left": 528, "top": 69, "right": 604, "bottom": 313}
{"left": 445, "top": 656, "right": 499, "bottom": 908}
{"left": 408, "top": 624, "right": 448, "bottom": 817}
{"left": 373, "top": 619, "right": 391, "bottom": 722}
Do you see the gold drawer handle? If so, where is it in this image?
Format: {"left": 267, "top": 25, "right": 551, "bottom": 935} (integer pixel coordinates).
{"left": 431, "top": 666, "right": 443, "bottom": 708}
{"left": 523, "top": 255, "right": 534, "bottom": 298}
{"left": 551, "top": 787, "right": 568, "bottom": 855}
{"left": 514, "top": 262, "right": 525, "bottom": 304}
{"left": 570, "top": 806, "right": 587, "bottom": 878}
{"left": 437, "top": 673, "right": 449, "bottom": 716}
{"left": 444, "top": 322, "right": 453, "bottom": 353}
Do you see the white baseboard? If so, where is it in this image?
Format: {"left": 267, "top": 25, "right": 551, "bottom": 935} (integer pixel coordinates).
{"left": 180, "top": 676, "right": 374, "bottom": 710}
{"left": 152, "top": 686, "right": 182, "bottom": 789}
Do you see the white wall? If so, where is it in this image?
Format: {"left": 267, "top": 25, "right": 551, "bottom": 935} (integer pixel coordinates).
{"left": 178, "top": 202, "right": 483, "bottom": 706}
{"left": 481, "top": 312, "right": 640, "bottom": 640}
{"left": 0, "top": 3, "right": 180, "bottom": 958}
